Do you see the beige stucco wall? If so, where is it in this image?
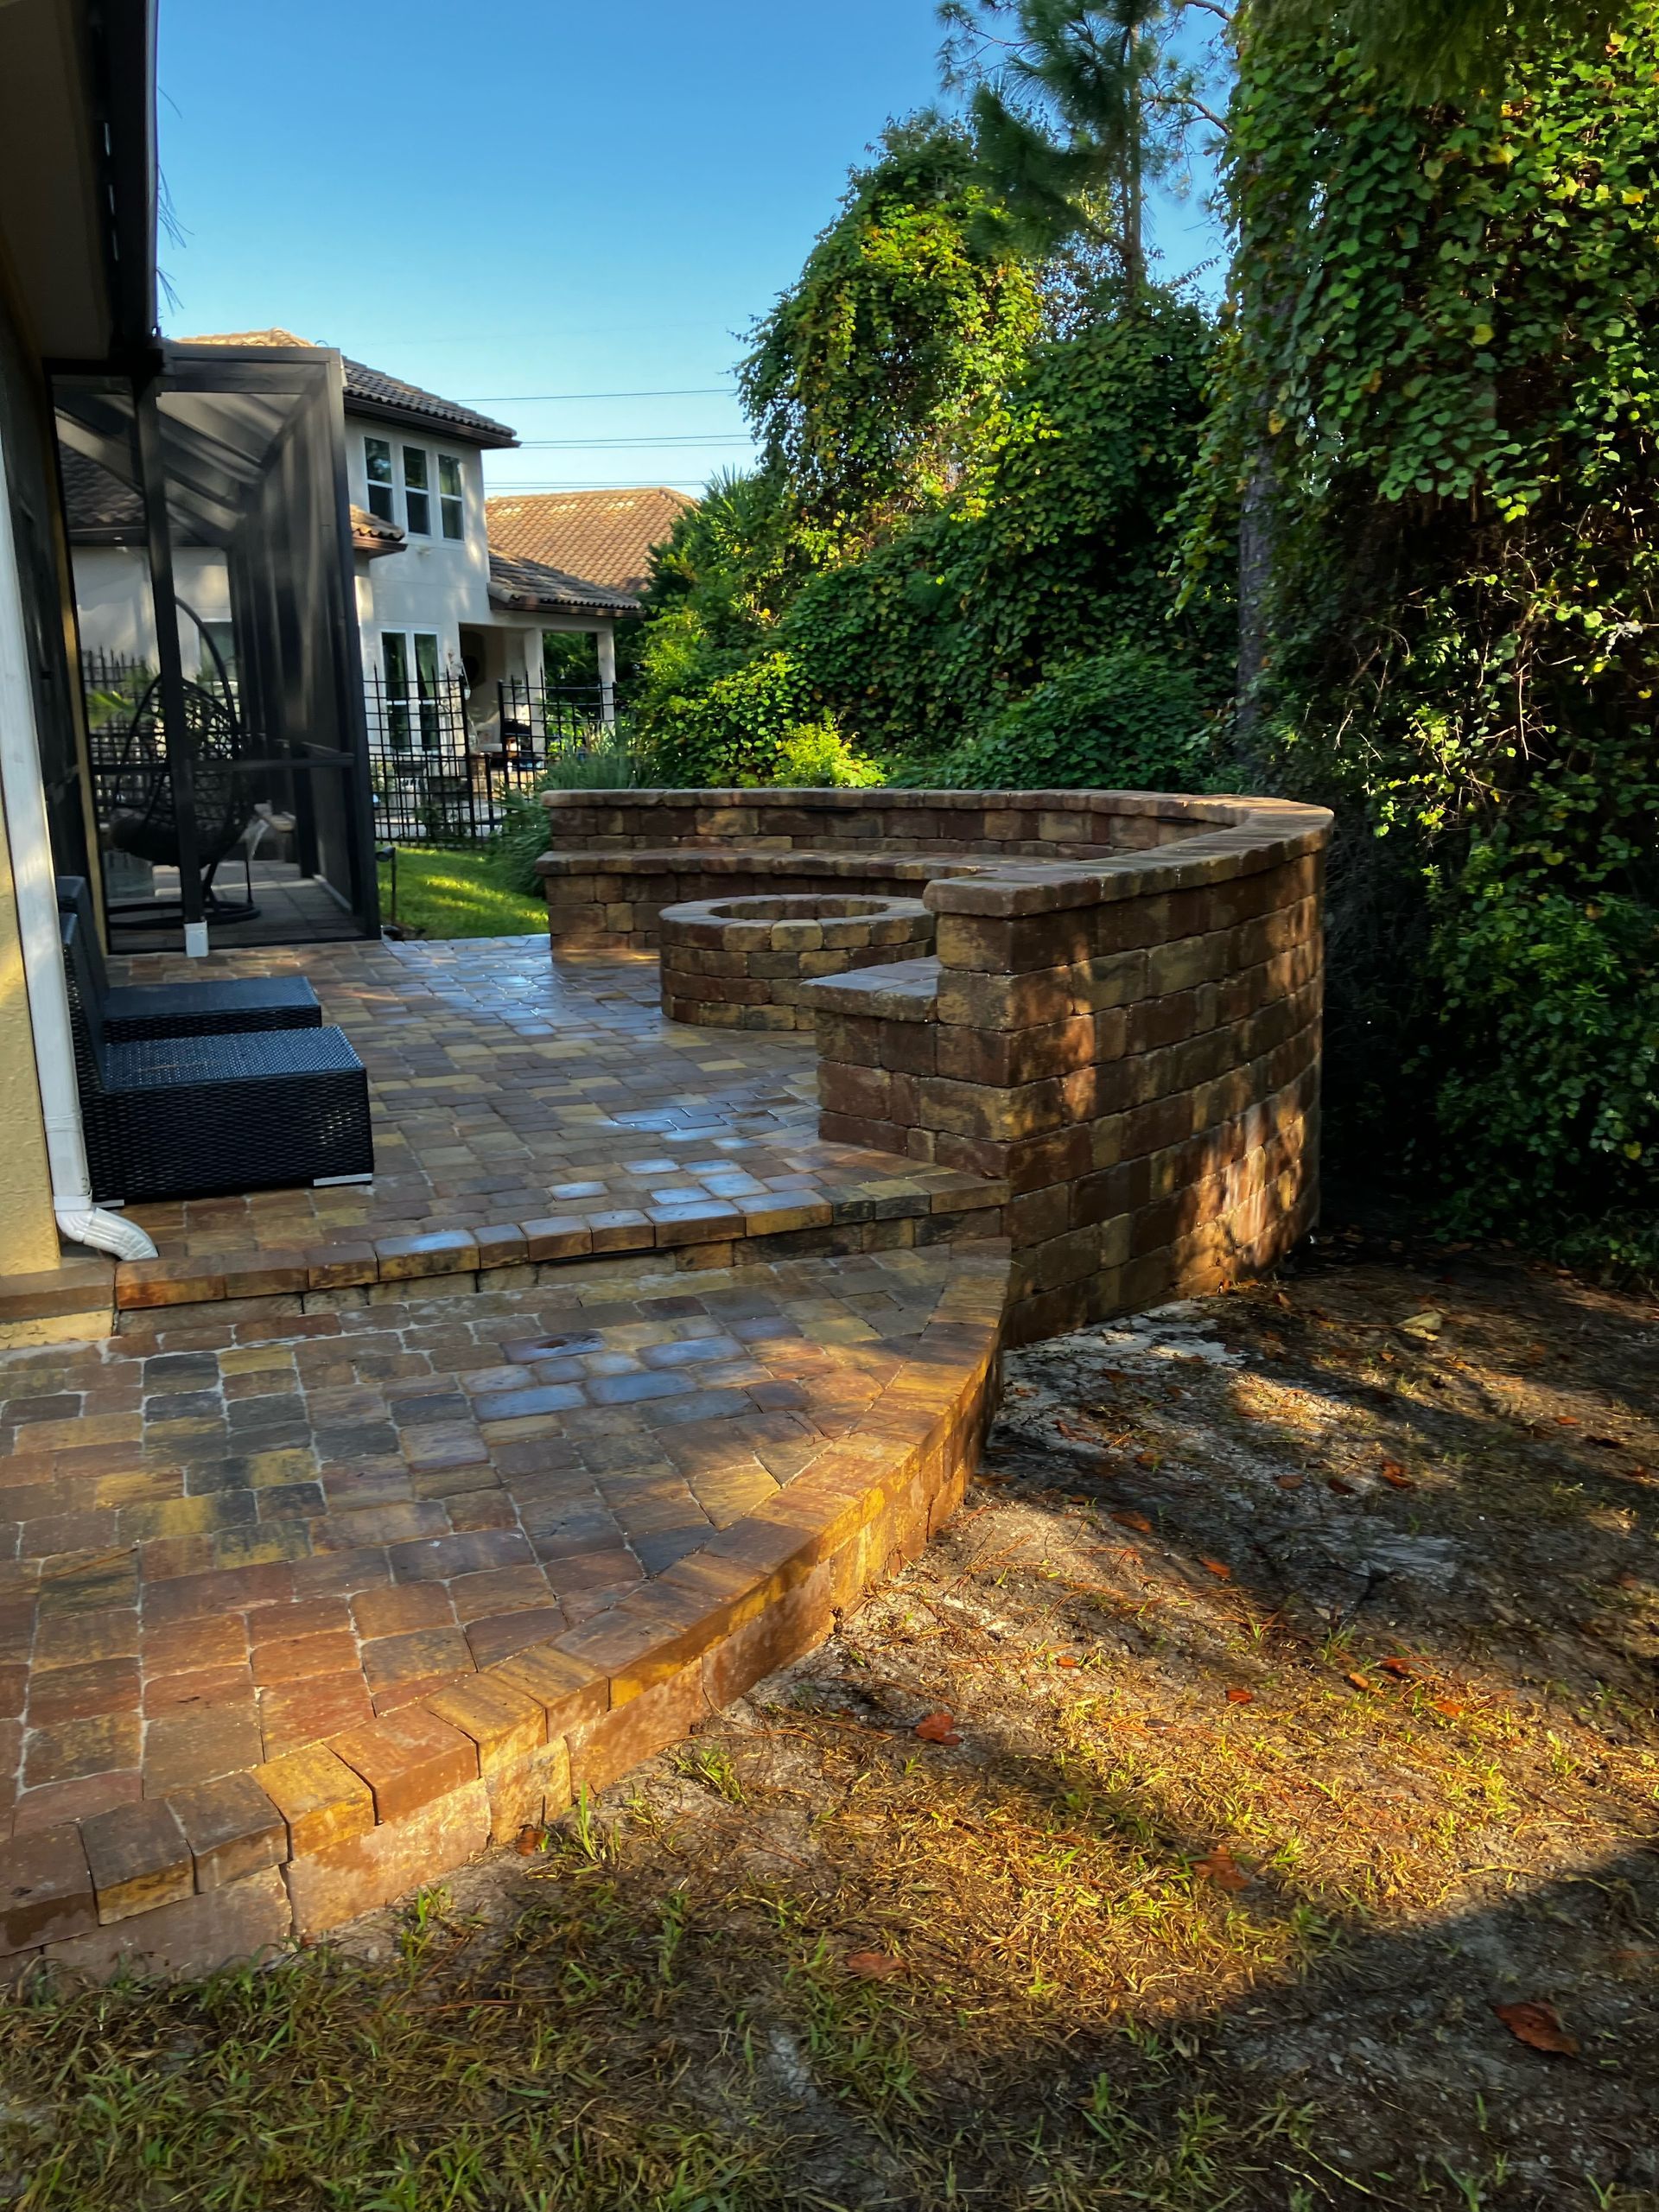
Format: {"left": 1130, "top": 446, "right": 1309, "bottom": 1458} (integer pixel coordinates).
{"left": 0, "top": 772, "right": 61, "bottom": 1274}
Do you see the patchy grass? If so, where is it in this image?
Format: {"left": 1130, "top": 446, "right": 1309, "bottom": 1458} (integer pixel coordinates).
{"left": 378, "top": 846, "right": 548, "bottom": 938}
{"left": 3, "top": 1236, "right": 1656, "bottom": 2210}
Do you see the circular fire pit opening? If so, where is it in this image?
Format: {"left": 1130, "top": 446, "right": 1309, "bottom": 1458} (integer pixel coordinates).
{"left": 658, "top": 892, "right": 935, "bottom": 1031}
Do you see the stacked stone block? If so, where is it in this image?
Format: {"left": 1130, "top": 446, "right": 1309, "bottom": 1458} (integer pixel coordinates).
{"left": 535, "top": 789, "right": 1229, "bottom": 950}
{"left": 799, "top": 799, "right": 1330, "bottom": 1344}
{"left": 658, "top": 893, "right": 935, "bottom": 1032}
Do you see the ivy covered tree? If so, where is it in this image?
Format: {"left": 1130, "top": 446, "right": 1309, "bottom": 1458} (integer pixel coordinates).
{"left": 779, "top": 289, "right": 1222, "bottom": 768}
{"left": 739, "top": 124, "right": 1043, "bottom": 554}
{"left": 1192, "top": 2, "right": 1659, "bottom": 1260}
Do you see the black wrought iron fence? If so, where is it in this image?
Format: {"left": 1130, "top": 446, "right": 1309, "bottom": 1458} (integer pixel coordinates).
{"left": 364, "top": 672, "right": 620, "bottom": 845}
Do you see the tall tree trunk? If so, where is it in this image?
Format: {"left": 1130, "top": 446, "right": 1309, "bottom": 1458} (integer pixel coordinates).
{"left": 1236, "top": 441, "right": 1274, "bottom": 755}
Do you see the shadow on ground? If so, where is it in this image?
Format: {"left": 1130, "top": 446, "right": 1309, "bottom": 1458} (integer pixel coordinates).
{"left": 2, "top": 1234, "right": 1656, "bottom": 2212}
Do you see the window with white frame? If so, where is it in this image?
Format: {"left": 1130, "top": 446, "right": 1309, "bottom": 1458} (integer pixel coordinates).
{"left": 364, "top": 435, "right": 467, "bottom": 540}
{"left": 380, "top": 630, "right": 442, "bottom": 753}
{"left": 438, "top": 454, "right": 464, "bottom": 540}
{"left": 402, "top": 446, "right": 431, "bottom": 535}
{"left": 364, "top": 435, "right": 395, "bottom": 522}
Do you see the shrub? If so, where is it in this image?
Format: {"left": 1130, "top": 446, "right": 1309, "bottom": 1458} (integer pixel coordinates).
{"left": 487, "top": 739, "right": 643, "bottom": 893}
{"left": 639, "top": 652, "right": 882, "bottom": 789}
{"left": 765, "top": 718, "right": 886, "bottom": 789}
{"left": 1427, "top": 843, "right": 1659, "bottom": 1260}
{"left": 934, "top": 645, "right": 1214, "bottom": 791}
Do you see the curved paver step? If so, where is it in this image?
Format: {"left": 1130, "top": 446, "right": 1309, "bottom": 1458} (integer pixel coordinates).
{"left": 0, "top": 1242, "right": 1007, "bottom": 1977}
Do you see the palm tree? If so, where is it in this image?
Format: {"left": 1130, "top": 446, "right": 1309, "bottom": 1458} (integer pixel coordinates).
{"left": 942, "top": 0, "right": 1222, "bottom": 296}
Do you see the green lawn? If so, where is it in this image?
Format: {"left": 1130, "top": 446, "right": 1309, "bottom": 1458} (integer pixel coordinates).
{"left": 376, "top": 847, "right": 547, "bottom": 938}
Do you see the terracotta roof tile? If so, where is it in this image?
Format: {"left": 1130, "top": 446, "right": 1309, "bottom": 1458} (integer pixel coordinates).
{"left": 486, "top": 551, "right": 641, "bottom": 620}
{"left": 60, "top": 448, "right": 144, "bottom": 537}
{"left": 171, "top": 329, "right": 518, "bottom": 448}
{"left": 484, "top": 486, "right": 694, "bottom": 595}
{"left": 351, "top": 504, "right": 405, "bottom": 556}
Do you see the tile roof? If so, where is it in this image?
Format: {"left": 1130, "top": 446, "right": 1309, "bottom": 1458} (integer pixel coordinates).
{"left": 485, "top": 486, "right": 694, "bottom": 594}
{"left": 170, "top": 329, "right": 518, "bottom": 448}
{"left": 351, "top": 504, "right": 405, "bottom": 556}
{"left": 60, "top": 448, "right": 145, "bottom": 538}
{"left": 487, "top": 550, "right": 642, "bottom": 620}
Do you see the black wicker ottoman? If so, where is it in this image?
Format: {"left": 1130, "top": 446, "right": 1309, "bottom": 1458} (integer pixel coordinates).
{"left": 81, "top": 1027, "right": 373, "bottom": 1203}
{"left": 61, "top": 911, "right": 372, "bottom": 1202}
{"left": 56, "top": 876, "right": 321, "bottom": 1041}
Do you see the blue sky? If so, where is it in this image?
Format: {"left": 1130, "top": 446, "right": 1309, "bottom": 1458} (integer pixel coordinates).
{"left": 157, "top": 0, "right": 1224, "bottom": 500}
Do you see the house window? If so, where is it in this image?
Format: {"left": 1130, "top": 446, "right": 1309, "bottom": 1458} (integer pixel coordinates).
{"left": 438, "top": 454, "right": 464, "bottom": 540}
{"left": 198, "top": 621, "right": 237, "bottom": 693}
{"left": 403, "top": 447, "right": 431, "bottom": 535}
{"left": 380, "top": 630, "right": 442, "bottom": 753}
{"left": 365, "top": 436, "right": 395, "bottom": 522}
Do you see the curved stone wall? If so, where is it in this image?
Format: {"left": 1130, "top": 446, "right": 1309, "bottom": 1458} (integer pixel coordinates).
{"left": 537, "top": 788, "right": 1270, "bottom": 953}
{"left": 537, "top": 786, "right": 1334, "bottom": 1343}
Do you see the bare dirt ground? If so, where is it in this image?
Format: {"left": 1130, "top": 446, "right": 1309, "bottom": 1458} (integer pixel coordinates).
{"left": 5, "top": 1228, "right": 1656, "bottom": 2211}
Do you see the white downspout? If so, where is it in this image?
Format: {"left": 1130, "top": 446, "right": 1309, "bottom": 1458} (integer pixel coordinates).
{"left": 0, "top": 419, "right": 157, "bottom": 1263}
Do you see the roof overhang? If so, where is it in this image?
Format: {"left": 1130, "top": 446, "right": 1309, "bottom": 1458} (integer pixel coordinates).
{"left": 486, "top": 553, "right": 642, "bottom": 622}
{"left": 342, "top": 391, "right": 518, "bottom": 451}
{"left": 0, "top": 0, "right": 157, "bottom": 362}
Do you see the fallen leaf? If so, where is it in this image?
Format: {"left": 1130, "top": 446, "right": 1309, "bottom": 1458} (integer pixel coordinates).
{"left": 1201, "top": 1558, "right": 1233, "bottom": 1580}
{"left": 1055, "top": 1655, "right": 1081, "bottom": 1669}
{"left": 1346, "top": 1671, "right": 1377, "bottom": 1693}
{"left": 845, "top": 1949, "right": 906, "bottom": 1980}
{"left": 914, "top": 1711, "right": 962, "bottom": 1745}
{"left": 515, "top": 1825, "right": 544, "bottom": 1856}
{"left": 1328, "top": 1476, "right": 1357, "bottom": 1495}
{"left": 1193, "top": 1846, "right": 1249, "bottom": 1891}
{"left": 1226, "top": 1686, "right": 1255, "bottom": 1705}
{"left": 1057, "top": 1419, "right": 1098, "bottom": 1445}
{"left": 1275, "top": 1473, "right": 1305, "bottom": 1491}
{"left": 1112, "top": 1510, "right": 1153, "bottom": 1533}
{"left": 1493, "top": 2000, "right": 1580, "bottom": 2056}
{"left": 1433, "top": 1698, "right": 1465, "bottom": 1718}
{"left": 1399, "top": 1310, "right": 1444, "bottom": 1338}
{"left": 1379, "top": 1459, "right": 1415, "bottom": 1489}
{"left": 1554, "top": 1414, "right": 1580, "bottom": 1427}
{"left": 1381, "top": 1656, "right": 1414, "bottom": 1679}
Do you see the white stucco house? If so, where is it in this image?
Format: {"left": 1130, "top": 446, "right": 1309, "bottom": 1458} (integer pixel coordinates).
{"left": 66, "top": 329, "right": 641, "bottom": 741}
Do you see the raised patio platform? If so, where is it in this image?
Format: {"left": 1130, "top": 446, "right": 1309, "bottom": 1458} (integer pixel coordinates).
{"left": 0, "top": 1239, "right": 1004, "bottom": 1972}
{"left": 0, "top": 782, "right": 1332, "bottom": 1973}
{"left": 0, "top": 937, "right": 1006, "bottom": 1344}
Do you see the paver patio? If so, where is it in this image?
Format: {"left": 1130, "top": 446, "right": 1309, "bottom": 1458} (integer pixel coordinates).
{"left": 18, "top": 935, "right": 1005, "bottom": 1321}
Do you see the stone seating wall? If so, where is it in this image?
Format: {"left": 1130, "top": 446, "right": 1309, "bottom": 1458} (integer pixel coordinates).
{"left": 535, "top": 789, "right": 1211, "bottom": 951}
{"left": 537, "top": 787, "right": 1333, "bottom": 1341}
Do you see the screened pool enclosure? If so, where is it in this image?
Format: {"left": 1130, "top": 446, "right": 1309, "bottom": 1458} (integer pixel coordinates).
{"left": 55, "top": 341, "right": 378, "bottom": 950}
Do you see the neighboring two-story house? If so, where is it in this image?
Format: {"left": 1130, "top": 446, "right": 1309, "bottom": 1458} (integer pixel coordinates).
{"left": 67, "top": 330, "right": 642, "bottom": 736}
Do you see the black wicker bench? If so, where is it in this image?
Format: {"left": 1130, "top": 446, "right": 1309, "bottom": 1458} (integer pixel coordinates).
{"left": 61, "top": 912, "right": 373, "bottom": 1204}
{"left": 55, "top": 877, "right": 321, "bottom": 1041}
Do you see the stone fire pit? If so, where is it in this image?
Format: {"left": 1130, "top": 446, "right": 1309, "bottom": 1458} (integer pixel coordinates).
{"left": 658, "top": 892, "right": 935, "bottom": 1031}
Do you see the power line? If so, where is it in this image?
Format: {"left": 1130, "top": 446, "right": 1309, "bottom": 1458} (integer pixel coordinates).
{"left": 461, "top": 385, "right": 737, "bottom": 403}
{"left": 484, "top": 480, "right": 712, "bottom": 492}
{"left": 516, "top": 434, "right": 753, "bottom": 451}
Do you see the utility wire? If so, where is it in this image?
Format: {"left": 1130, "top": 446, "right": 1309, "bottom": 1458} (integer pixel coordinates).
{"left": 515, "top": 435, "right": 753, "bottom": 451}
{"left": 461, "top": 384, "right": 737, "bottom": 403}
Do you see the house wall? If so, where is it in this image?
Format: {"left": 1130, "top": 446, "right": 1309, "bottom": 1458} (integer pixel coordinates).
{"left": 71, "top": 543, "right": 228, "bottom": 665}
{"left": 0, "top": 777, "right": 59, "bottom": 1274}
{"left": 0, "top": 280, "right": 85, "bottom": 1272}
{"left": 345, "top": 410, "right": 492, "bottom": 680}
